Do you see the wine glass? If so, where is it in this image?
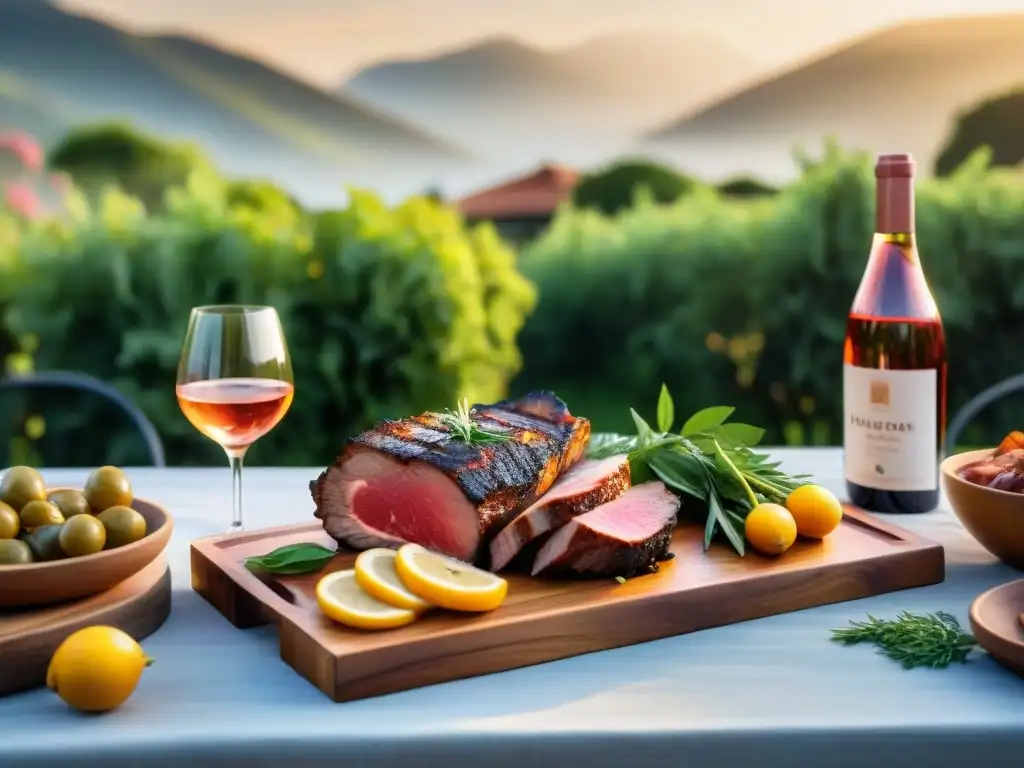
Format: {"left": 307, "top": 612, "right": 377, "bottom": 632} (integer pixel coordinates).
{"left": 175, "top": 305, "right": 294, "bottom": 532}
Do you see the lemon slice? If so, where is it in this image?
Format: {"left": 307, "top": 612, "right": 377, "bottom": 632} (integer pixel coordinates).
{"left": 316, "top": 569, "right": 419, "bottom": 630}
{"left": 394, "top": 543, "right": 508, "bottom": 612}
{"left": 354, "top": 548, "right": 433, "bottom": 612}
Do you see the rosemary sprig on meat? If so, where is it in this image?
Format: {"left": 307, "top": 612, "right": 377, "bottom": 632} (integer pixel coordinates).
{"left": 830, "top": 611, "right": 978, "bottom": 669}
{"left": 587, "top": 384, "right": 809, "bottom": 556}
{"left": 439, "top": 397, "right": 512, "bottom": 446}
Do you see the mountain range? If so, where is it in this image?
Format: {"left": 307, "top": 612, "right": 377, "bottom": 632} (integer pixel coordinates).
{"left": 644, "top": 14, "right": 1024, "bottom": 181}
{"left": 0, "top": 0, "right": 468, "bottom": 206}
{"left": 342, "top": 33, "right": 761, "bottom": 168}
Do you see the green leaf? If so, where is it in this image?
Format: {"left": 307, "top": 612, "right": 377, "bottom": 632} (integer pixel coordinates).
{"left": 245, "top": 542, "right": 336, "bottom": 575}
{"left": 656, "top": 383, "right": 675, "bottom": 433}
{"left": 713, "top": 422, "right": 765, "bottom": 447}
{"left": 647, "top": 450, "right": 708, "bottom": 498}
{"left": 682, "top": 406, "right": 736, "bottom": 436}
{"left": 703, "top": 499, "right": 718, "bottom": 551}
{"left": 586, "top": 432, "right": 637, "bottom": 459}
{"left": 708, "top": 488, "right": 745, "bottom": 556}
{"left": 630, "top": 408, "right": 655, "bottom": 446}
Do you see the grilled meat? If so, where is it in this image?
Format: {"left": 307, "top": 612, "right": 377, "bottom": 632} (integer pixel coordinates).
{"left": 489, "top": 455, "right": 630, "bottom": 573}
{"left": 530, "top": 481, "right": 679, "bottom": 579}
{"left": 310, "top": 391, "right": 590, "bottom": 562}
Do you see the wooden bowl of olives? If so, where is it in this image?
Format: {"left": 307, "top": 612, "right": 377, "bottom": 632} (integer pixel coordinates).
{"left": 0, "top": 465, "right": 173, "bottom": 608}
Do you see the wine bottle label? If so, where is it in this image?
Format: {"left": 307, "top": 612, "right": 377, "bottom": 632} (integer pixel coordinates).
{"left": 843, "top": 364, "right": 938, "bottom": 492}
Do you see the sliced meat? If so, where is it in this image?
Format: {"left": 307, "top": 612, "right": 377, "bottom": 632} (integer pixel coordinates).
{"left": 531, "top": 481, "right": 680, "bottom": 579}
{"left": 489, "top": 455, "right": 631, "bottom": 573}
{"left": 311, "top": 391, "right": 591, "bottom": 562}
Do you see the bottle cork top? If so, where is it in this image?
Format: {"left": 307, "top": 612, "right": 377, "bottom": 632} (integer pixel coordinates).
{"left": 875, "top": 153, "right": 916, "bottom": 178}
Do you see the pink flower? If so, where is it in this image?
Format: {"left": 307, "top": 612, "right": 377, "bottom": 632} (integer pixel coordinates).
{"left": 0, "top": 131, "right": 44, "bottom": 171}
{"left": 4, "top": 180, "right": 41, "bottom": 218}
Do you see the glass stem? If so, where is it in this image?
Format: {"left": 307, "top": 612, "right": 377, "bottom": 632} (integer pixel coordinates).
{"left": 226, "top": 447, "right": 247, "bottom": 532}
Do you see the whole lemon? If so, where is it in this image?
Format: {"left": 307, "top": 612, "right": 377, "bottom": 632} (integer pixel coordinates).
{"left": 786, "top": 484, "right": 844, "bottom": 539}
{"left": 46, "top": 626, "right": 152, "bottom": 713}
{"left": 744, "top": 502, "right": 798, "bottom": 556}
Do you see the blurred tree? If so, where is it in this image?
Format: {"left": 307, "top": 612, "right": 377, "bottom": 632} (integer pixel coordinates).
{"left": 572, "top": 158, "right": 694, "bottom": 215}
{"left": 935, "top": 90, "right": 1024, "bottom": 176}
{"left": 225, "top": 178, "right": 302, "bottom": 213}
{"left": 717, "top": 176, "right": 778, "bottom": 197}
{"left": 47, "top": 121, "right": 214, "bottom": 210}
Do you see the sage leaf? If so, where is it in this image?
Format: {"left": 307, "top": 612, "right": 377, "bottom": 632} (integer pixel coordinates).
{"left": 713, "top": 422, "right": 766, "bottom": 447}
{"left": 648, "top": 450, "right": 708, "bottom": 498}
{"left": 245, "top": 542, "right": 336, "bottom": 575}
{"left": 586, "top": 432, "right": 637, "bottom": 459}
{"left": 709, "top": 488, "right": 745, "bottom": 556}
{"left": 630, "top": 408, "right": 655, "bottom": 446}
{"left": 682, "top": 406, "right": 735, "bottom": 436}
{"left": 656, "top": 383, "right": 675, "bottom": 433}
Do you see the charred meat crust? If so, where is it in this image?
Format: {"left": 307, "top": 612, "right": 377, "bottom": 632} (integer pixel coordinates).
{"left": 311, "top": 391, "right": 590, "bottom": 554}
{"left": 488, "top": 457, "right": 631, "bottom": 572}
{"left": 532, "top": 523, "right": 676, "bottom": 579}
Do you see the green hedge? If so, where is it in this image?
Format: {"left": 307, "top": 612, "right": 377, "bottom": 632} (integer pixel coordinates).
{"left": 0, "top": 170, "right": 536, "bottom": 466}
{"left": 514, "top": 143, "right": 1024, "bottom": 447}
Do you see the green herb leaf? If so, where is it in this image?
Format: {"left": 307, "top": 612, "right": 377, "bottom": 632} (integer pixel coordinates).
{"left": 245, "top": 542, "right": 336, "bottom": 575}
{"left": 586, "top": 432, "right": 638, "bottom": 459}
{"left": 647, "top": 450, "right": 708, "bottom": 499}
{"left": 830, "top": 611, "right": 979, "bottom": 669}
{"left": 713, "top": 422, "right": 766, "bottom": 447}
{"left": 630, "top": 408, "right": 655, "bottom": 446}
{"left": 708, "top": 487, "right": 745, "bottom": 555}
{"left": 682, "top": 406, "right": 735, "bottom": 436}
{"left": 656, "top": 383, "right": 675, "bottom": 433}
{"left": 439, "top": 397, "right": 512, "bottom": 446}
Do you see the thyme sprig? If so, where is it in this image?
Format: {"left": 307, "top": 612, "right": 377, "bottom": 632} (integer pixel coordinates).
{"left": 830, "top": 611, "right": 979, "bottom": 669}
{"left": 587, "top": 384, "right": 810, "bottom": 556}
{"left": 439, "top": 397, "right": 512, "bottom": 446}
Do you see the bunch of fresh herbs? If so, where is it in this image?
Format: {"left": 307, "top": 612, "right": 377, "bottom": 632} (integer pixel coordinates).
{"left": 439, "top": 397, "right": 512, "bottom": 446}
{"left": 587, "top": 384, "right": 810, "bottom": 556}
{"left": 830, "top": 611, "right": 978, "bottom": 669}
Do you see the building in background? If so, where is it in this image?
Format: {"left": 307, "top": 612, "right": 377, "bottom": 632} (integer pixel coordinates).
{"left": 457, "top": 164, "right": 579, "bottom": 244}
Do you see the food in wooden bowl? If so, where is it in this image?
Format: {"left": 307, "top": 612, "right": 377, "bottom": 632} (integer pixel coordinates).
{"left": 968, "top": 579, "right": 1024, "bottom": 677}
{"left": 0, "top": 465, "right": 173, "bottom": 608}
{"left": 942, "top": 438, "right": 1024, "bottom": 570}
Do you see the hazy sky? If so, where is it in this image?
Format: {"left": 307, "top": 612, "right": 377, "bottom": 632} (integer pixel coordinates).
{"left": 58, "top": 0, "right": 1024, "bottom": 86}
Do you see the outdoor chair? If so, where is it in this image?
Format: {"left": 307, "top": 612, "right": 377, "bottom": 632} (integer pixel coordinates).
{"left": 945, "top": 373, "right": 1024, "bottom": 455}
{"left": 0, "top": 371, "right": 166, "bottom": 467}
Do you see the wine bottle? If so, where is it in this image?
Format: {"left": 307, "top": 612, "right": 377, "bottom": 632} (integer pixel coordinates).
{"left": 843, "top": 153, "right": 947, "bottom": 514}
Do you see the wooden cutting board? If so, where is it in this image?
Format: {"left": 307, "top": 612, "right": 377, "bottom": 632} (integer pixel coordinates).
{"left": 191, "top": 506, "right": 943, "bottom": 703}
{"left": 0, "top": 557, "right": 171, "bottom": 698}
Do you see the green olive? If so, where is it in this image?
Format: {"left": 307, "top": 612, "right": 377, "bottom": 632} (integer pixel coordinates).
{"left": 59, "top": 514, "right": 106, "bottom": 558}
{"left": 0, "top": 538, "right": 33, "bottom": 565}
{"left": 47, "top": 488, "right": 92, "bottom": 519}
{"left": 0, "top": 466, "right": 46, "bottom": 512}
{"left": 0, "top": 502, "right": 19, "bottom": 539}
{"left": 23, "top": 524, "right": 65, "bottom": 562}
{"left": 84, "top": 466, "right": 132, "bottom": 513}
{"left": 97, "top": 505, "right": 147, "bottom": 549}
{"left": 20, "top": 500, "right": 64, "bottom": 531}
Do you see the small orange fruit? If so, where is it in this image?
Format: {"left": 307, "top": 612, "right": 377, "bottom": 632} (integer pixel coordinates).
{"left": 744, "top": 503, "right": 798, "bottom": 556}
{"left": 786, "top": 484, "right": 843, "bottom": 539}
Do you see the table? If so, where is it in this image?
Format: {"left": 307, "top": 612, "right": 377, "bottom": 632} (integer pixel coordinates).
{"left": 2, "top": 449, "right": 1023, "bottom": 768}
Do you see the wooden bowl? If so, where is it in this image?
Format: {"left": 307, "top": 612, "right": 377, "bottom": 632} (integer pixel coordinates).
{"left": 969, "top": 579, "right": 1024, "bottom": 677}
{"left": 0, "top": 492, "right": 173, "bottom": 609}
{"left": 941, "top": 449, "right": 1024, "bottom": 570}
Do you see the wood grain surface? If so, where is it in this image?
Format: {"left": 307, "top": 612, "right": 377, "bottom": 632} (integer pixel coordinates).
{"left": 0, "top": 556, "right": 171, "bottom": 697}
{"left": 191, "top": 506, "right": 945, "bottom": 703}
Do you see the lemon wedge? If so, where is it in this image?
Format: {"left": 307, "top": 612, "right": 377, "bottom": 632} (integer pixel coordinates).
{"left": 316, "top": 569, "right": 419, "bottom": 630}
{"left": 354, "top": 548, "right": 433, "bottom": 612}
{"left": 394, "top": 543, "right": 508, "bottom": 612}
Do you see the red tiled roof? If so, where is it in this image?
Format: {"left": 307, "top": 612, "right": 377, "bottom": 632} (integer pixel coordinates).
{"left": 458, "top": 163, "right": 580, "bottom": 219}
